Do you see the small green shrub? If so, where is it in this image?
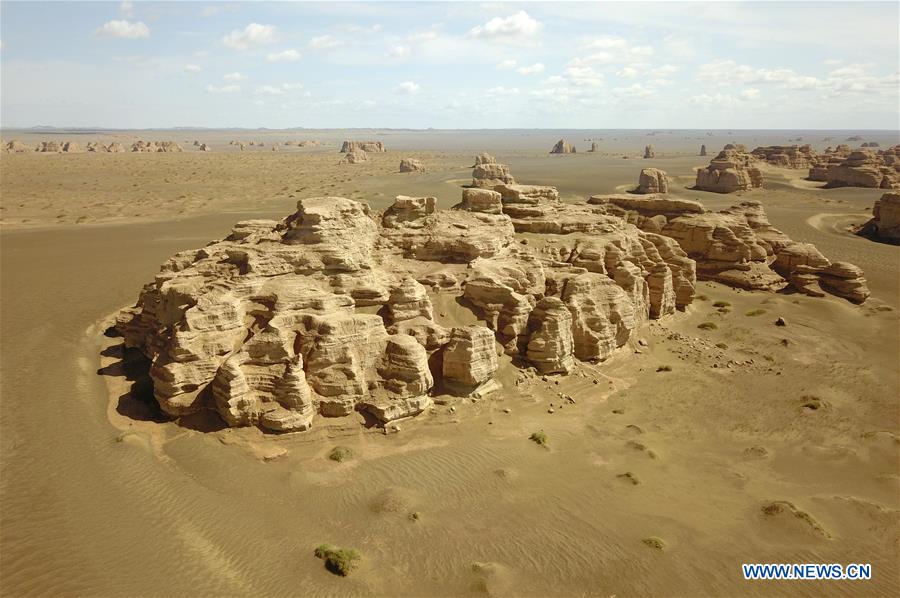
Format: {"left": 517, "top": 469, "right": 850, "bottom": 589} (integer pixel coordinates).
{"left": 328, "top": 446, "right": 353, "bottom": 463}
{"left": 529, "top": 431, "right": 548, "bottom": 446}
{"left": 745, "top": 309, "right": 766, "bottom": 316}
{"left": 314, "top": 544, "right": 361, "bottom": 577}
{"left": 715, "top": 342, "right": 728, "bottom": 349}
{"left": 697, "top": 321, "right": 718, "bottom": 330}
{"left": 656, "top": 365, "right": 672, "bottom": 372}
{"left": 712, "top": 301, "right": 731, "bottom": 308}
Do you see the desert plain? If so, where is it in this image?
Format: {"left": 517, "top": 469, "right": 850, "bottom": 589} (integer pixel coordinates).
{"left": 1, "top": 128, "right": 899, "bottom": 597}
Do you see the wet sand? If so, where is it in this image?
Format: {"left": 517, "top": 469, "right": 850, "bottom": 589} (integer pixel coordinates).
{"left": 1, "top": 130, "right": 898, "bottom": 596}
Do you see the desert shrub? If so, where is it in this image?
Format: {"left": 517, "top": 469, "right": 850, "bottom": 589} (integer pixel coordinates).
{"left": 328, "top": 446, "right": 353, "bottom": 462}
{"left": 745, "top": 309, "right": 766, "bottom": 316}
{"left": 697, "top": 322, "right": 718, "bottom": 330}
{"left": 656, "top": 365, "right": 672, "bottom": 372}
{"left": 314, "top": 544, "right": 361, "bottom": 576}
{"left": 715, "top": 342, "right": 728, "bottom": 349}
{"left": 712, "top": 301, "right": 731, "bottom": 308}
{"left": 529, "top": 431, "right": 548, "bottom": 446}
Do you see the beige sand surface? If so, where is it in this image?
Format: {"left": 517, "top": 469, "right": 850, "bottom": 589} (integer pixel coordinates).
{"left": 1, "top": 130, "right": 898, "bottom": 597}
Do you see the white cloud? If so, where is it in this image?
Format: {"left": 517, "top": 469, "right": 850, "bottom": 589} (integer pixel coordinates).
{"left": 120, "top": 1, "right": 134, "bottom": 17}
{"left": 612, "top": 83, "right": 654, "bottom": 98}
{"left": 630, "top": 45, "right": 654, "bottom": 57}
{"left": 309, "top": 35, "right": 341, "bottom": 49}
{"left": 469, "top": 11, "right": 542, "bottom": 40}
{"left": 221, "top": 23, "right": 278, "bottom": 51}
{"left": 616, "top": 67, "right": 638, "bottom": 79}
{"left": 223, "top": 72, "right": 246, "bottom": 81}
{"left": 94, "top": 20, "right": 150, "bottom": 39}
{"left": 740, "top": 88, "right": 761, "bottom": 100}
{"left": 194, "top": 50, "right": 210, "bottom": 58}
{"left": 696, "top": 59, "right": 821, "bottom": 89}
{"left": 266, "top": 49, "right": 301, "bottom": 63}
{"left": 564, "top": 65, "right": 604, "bottom": 87}
{"left": 496, "top": 59, "right": 517, "bottom": 70}
{"left": 823, "top": 58, "right": 843, "bottom": 66}
{"left": 584, "top": 36, "right": 627, "bottom": 50}
{"left": 487, "top": 86, "right": 520, "bottom": 95}
{"left": 205, "top": 84, "right": 241, "bottom": 93}
{"left": 184, "top": 64, "right": 202, "bottom": 73}
{"left": 394, "top": 81, "right": 420, "bottom": 94}
{"left": 517, "top": 62, "right": 545, "bottom": 75}
{"left": 387, "top": 45, "right": 411, "bottom": 59}
{"left": 255, "top": 83, "right": 305, "bottom": 95}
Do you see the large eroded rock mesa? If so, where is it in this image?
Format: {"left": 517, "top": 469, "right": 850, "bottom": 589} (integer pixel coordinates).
{"left": 117, "top": 185, "right": 868, "bottom": 433}
{"left": 550, "top": 139, "right": 576, "bottom": 154}
{"left": 341, "top": 141, "right": 386, "bottom": 153}
{"left": 822, "top": 147, "right": 900, "bottom": 189}
{"left": 751, "top": 145, "right": 817, "bottom": 169}
{"left": 695, "top": 144, "right": 764, "bottom": 193}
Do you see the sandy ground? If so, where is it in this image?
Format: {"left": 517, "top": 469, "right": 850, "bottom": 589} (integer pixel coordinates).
{"left": 1, "top": 129, "right": 898, "bottom": 597}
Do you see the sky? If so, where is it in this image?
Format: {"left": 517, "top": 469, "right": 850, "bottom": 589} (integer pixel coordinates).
{"left": 1, "top": 1, "right": 898, "bottom": 129}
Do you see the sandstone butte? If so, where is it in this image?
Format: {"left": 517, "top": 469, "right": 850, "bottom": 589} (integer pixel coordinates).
{"left": 115, "top": 157, "right": 870, "bottom": 434}
{"left": 341, "top": 141, "right": 386, "bottom": 153}
{"left": 855, "top": 192, "right": 900, "bottom": 245}
{"left": 695, "top": 144, "right": 764, "bottom": 193}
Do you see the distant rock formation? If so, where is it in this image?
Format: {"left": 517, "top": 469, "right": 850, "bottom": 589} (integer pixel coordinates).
{"left": 808, "top": 145, "right": 852, "bottom": 181}
{"left": 36, "top": 141, "right": 61, "bottom": 153}
{"left": 61, "top": 142, "right": 83, "bottom": 153}
{"left": 339, "top": 149, "right": 367, "bottom": 164}
{"left": 588, "top": 142, "right": 599, "bottom": 152}
{"left": 854, "top": 192, "right": 900, "bottom": 244}
{"left": 700, "top": 144, "right": 707, "bottom": 157}
{"left": 399, "top": 158, "right": 426, "bottom": 173}
{"left": 550, "top": 139, "right": 576, "bottom": 154}
{"left": 824, "top": 147, "right": 900, "bottom": 189}
{"left": 193, "top": 140, "right": 201, "bottom": 147}
{"left": 131, "top": 141, "right": 184, "bottom": 153}
{"left": 635, "top": 168, "right": 669, "bottom": 194}
{"left": 694, "top": 145, "right": 764, "bottom": 193}
{"left": 3, "top": 139, "right": 30, "bottom": 153}
{"left": 751, "top": 144, "right": 817, "bottom": 169}
{"left": 341, "top": 141, "right": 385, "bottom": 153}
{"left": 861, "top": 142, "right": 880, "bottom": 148}
{"left": 643, "top": 145, "right": 655, "bottom": 159}
{"left": 115, "top": 183, "right": 867, "bottom": 435}
{"left": 107, "top": 142, "right": 125, "bottom": 153}
{"left": 199, "top": 143, "right": 211, "bottom": 152}
{"left": 471, "top": 153, "right": 515, "bottom": 188}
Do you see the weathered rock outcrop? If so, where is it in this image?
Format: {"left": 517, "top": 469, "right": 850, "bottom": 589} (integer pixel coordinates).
{"left": 751, "top": 145, "right": 817, "bottom": 169}
{"left": 550, "top": 139, "right": 576, "bottom": 154}
{"left": 340, "top": 150, "right": 367, "bottom": 165}
{"left": 807, "top": 145, "right": 852, "bottom": 181}
{"left": 199, "top": 143, "right": 211, "bottom": 152}
{"left": 588, "top": 142, "right": 599, "bottom": 153}
{"left": 131, "top": 141, "right": 184, "bottom": 153}
{"left": 695, "top": 146, "right": 764, "bottom": 193}
{"left": 824, "top": 147, "right": 900, "bottom": 189}
{"left": 399, "top": 158, "right": 425, "bottom": 173}
{"left": 36, "top": 141, "right": 60, "bottom": 153}
{"left": 855, "top": 192, "right": 900, "bottom": 244}
{"left": 116, "top": 183, "right": 866, "bottom": 435}
{"left": 3, "top": 140, "right": 29, "bottom": 153}
{"left": 643, "top": 145, "right": 655, "bottom": 159}
{"left": 60, "top": 142, "right": 83, "bottom": 153}
{"left": 472, "top": 155, "right": 515, "bottom": 188}
{"left": 107, "top": 142, "right": 125, "bottom": 153}
{"left": 635, "top": 168, "right": 668, "bottom": 194}
{"left": 700, "top": 144, "right": 707, "bottom": 157}
{"left": 341, "top": 141, "right": 385, "bottom": 153}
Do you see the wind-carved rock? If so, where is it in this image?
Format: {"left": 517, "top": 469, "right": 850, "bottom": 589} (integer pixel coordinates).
{"left": 855, "top": 192, "right": 900, "bottom": 245}
{"left": 116, "top": 182, "right": 867, "bottom": 435}
{"left": 751, "top": 145, "right": 817, "bottom": 169}
{"left": 700, "top": 144, "right": 707, "bottom": 157}
{"left": 550, "top": 139, "right": 576, "bottom": 154}
{"left": 341, "top": 141, "right": 385, "bottom": 153}
{"left": 339, "top": 149, "right": 367, "bottom": 164}
{"left": 399, "top": 158, "right": 426, "bottom": 173}
{"left": 635, "top": 168, "right": 669, "bottom": 194}
{"left": 471, "top": 153, "right": 516, "bottom": 188}
{"left": 643, "top": 145, "right": 655, "bottom": 159}
{"left": 824, "top": 147, "right": 900, "bottom": 189}
{"left": 695, "top": 145, "right": 764, "bottom": 193}
{"left": 807, "top": 145, "right": 851, "bottom": 181}
{"left": 588, "top": 142, "right": 600, "bottom": 153}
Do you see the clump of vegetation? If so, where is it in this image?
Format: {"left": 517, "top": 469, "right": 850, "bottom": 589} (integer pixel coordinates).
{"left": 763, "top": 354, "right": 775, "bottom": 363}
{"left": 529, "top": 431, "right": 548, "bottom": 446}
{"left": 715, "top": 342, "right": 728, "bottom": 349}
{"left": 800, "top": 395, "right": 826, "bottom": 410}
{"left": 712, "top": 300, "right": 731, "bottom": 308}
{"left": 697, "top": 321, "right": 718, "bottom": 331}
{"left": 656, "top": 365, "right": 672, "bottom": 372}
{"left": 642, "top": 537, "right": 666, "bottom": 550}
{"left": 695, "top": 294, "right": 709, "bottom": 301}
{"left": 745, "top": 309, "right": 767, "bottom": 316}
{"left": 409, "top": 511, "right": 421, "bottom": 522}
{"left": 314, "top": 544, "right": 361, "bottom": 577}
{"left": 328, "top": 446, "right": 353, "bottom": 463}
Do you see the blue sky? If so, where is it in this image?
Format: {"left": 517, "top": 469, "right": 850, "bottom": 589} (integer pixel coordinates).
{"left": 1, "top": 1, "right": 898, "bottom": 129}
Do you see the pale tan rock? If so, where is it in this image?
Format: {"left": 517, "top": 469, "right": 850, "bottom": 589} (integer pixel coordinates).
{"left": 3, "top": 140, "right": 30, "bottom": 153}
{"left": 339, "top": 149, "right": 367, "bottom": 164}
{"left": 473, "top": 152, "right": 497, "bottom": 166}
{"left": 525, "top": 297, "right": 575, "bottom": 374}
{"left": 635, "top": 168, "right": 669, "bottom": 194}
{"left": 107, "top": 142, "right": 125, "bottom": 153}
{"left": 442, "top": 326, "right": 499, "bottom": 390}
{"left": 695, "top": 147, "right": 764, "bottom": 193}
{"left": 751, "top": 145, "right": 817, "bottom": 169}
{"left": 856, "top": 192, "right": 900, "bottom": 243}
{"left": 643, "top": 145, "right": 655, "bottom": 159}
{"left": 457, "top": 188, "right": 503, "bottom": 214}
{"left": 818, "top": 262, "right": 870, "bottom": 304}
{"left": 588, "top": 142, "right": 600, "bottom": 153}
{"left": 550, "top": 139, "right": 576, "bottom": 154}
{"left": 399, "top": 158, "right": 426, "bottom": 173}
{"left": 825, "top": 147, "right": 900, "bottom": 189}
{"left": 36, "top": 141, "right": 60, "bottom": 153}
{"left": 472, "top": 162, "right": 515, "bottom": 188}
{"left": 341, "top": 140, "right": 385, "bottom": 152}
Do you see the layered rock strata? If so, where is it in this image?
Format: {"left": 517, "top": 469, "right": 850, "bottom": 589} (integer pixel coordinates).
{"left": 341, "top": 141, "right": 385, "bottom": 153}
{"left": 635, "top": 168, "right": 668, "bottom": 194}
{"left": 695, "top": 145, "right": 764, "bottom": 193}
{"left": 550, "top": 139, "right": 576, "bottom": 154}
{"left": 824, "top": 147, "right": 900, "bottom": 189}
{"left": 855, "top": 192, "right": 900, "bottom": 244}
{"left": 751, "top": 145, "right": 817, "bottom": 169}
